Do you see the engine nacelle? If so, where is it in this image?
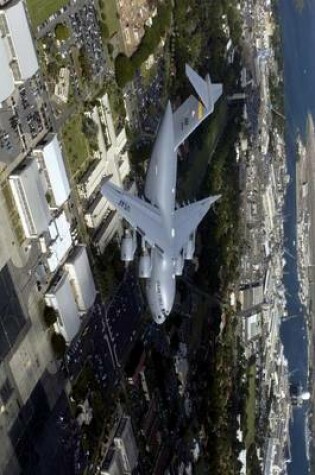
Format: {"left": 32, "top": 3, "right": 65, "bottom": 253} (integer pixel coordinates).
{"left": 139, "top": 252, "right": 151, "bottom": 278}
{"left": 183, "top": 233, "right": 195, "bottom": 260}
{"left": 120, "top": 232, "right": 136, "bottom": 261}
{"left": 175, "top": 254, "right": 184, "bottom": 276}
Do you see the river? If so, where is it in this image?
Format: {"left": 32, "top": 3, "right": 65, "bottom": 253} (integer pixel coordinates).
{"left": 279, "top": 0, "right": 315, "bottom": 473}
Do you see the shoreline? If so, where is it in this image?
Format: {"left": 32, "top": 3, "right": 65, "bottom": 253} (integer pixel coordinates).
{"left": 296, "top": 112, "right": 315, "bottom": 464}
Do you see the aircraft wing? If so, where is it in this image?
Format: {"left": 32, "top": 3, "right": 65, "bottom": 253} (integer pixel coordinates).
{"left": 101, "top": 179, "right": 167, "bottom": 252}
{"left": 174, "top": 195, "right": 220, "bottom": 255}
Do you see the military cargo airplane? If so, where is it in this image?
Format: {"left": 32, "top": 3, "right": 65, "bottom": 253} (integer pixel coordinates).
{"left": 101, "top": 65, "right": 222, "bottom": 323}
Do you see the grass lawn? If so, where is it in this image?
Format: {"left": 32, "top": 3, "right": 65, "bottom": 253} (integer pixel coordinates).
{"left": 26, "top": 0, "right": 68, "bottom": 28}
{"left": 179, "top": 98, "right": 228, "bottom": 201}
{"left": 62, "top": 113, "right": 90, "bottom": 179}
{"left": 2, "top": 183, "right": 25, "bottom": 245}
{"left": 245, "top": 362, "right": 256, "bottom": 449}
{"left": 100, "top": 0, "right": 119, "bottom": 37}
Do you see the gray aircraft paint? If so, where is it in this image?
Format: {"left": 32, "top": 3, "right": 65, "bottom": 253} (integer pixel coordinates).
{"left": 101, "top": 65, "right": 222, "bottom": 323}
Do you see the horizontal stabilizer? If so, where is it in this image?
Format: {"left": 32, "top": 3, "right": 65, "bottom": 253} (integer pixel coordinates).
{"left": 173, "top": 65, "right": 223, "bottom": 149}
{"left": 174, "top": 195, "right": 220, "bottom": 255}
{"left": 101, "top": 179, "right": 167, "bottom": 252}
{"left": 186, "top": 64, "right": 223, "bottom": 112}
{"left": 185, "top": 64, "right": 210, "bottom": 109}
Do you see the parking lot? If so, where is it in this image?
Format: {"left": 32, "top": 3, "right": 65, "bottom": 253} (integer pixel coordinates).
{"left": 65, "top": 268, "right": 145, "bottom": 393}
{"left": 36, "top": 0, "right": 107, "bottom": 105}
{"left": 0, "top": 73, "right": 50, "bottom": 167}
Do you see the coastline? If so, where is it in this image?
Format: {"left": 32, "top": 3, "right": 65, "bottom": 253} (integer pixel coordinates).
{"left": 296, "top": 112, "right": 315, "bottom": 466}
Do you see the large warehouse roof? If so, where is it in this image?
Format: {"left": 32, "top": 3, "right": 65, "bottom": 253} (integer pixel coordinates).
{"left": 0, "top": 37, "right": 14, "bottom": 102}
{"left": 45, "top": 273, "right": 80, "bottom": 343}
{"left": 65, "top": 245, "right": 96, "bottom": 312}
{"left": 9, "top": 159, "right": 51, "bottom": 238}
{"left": 47, "top": 212, "right": 72, "bottom": 273}
{"left": 4, "top": 1, "right": 38, "bottom": 80}
{"left": 38, "top": 134, "right": 70, "bottom": 207}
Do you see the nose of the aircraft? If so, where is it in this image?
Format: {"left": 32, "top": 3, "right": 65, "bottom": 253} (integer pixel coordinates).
{"left": 153, "top": 312, "right": 166, "bottom": 325}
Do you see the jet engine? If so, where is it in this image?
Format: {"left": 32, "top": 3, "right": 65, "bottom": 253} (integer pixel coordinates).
{"left": 120, "top": 230, "right": 136, "bottom": 261}
{"left": 175, "top": 253, "right": 184, "bottom": 276}
{"left": 183, "top": 233, "right": 195, "bottom": 260}
{"left": 139, "top": 251, "right": 151, "bottom": 278}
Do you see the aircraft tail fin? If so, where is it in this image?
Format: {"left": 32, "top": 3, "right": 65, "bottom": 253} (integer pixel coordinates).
{"left": 173, "top": 66, "right": 223, "bottom": 149}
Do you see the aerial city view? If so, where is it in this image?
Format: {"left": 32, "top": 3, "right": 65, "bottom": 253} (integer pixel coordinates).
{"left": 0, "top": 0, "right": 314, "bottom": 474}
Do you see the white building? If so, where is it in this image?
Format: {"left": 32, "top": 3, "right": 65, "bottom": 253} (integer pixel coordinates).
{"left": 64, "top": 245, "right": 96, "bottom": 312}
{"left": 45, "top": 272, "right": 81, "bottom": 343}
{"left": 0, "top": 36, "right": 14, "bottom": 102}
{"left": 78, "top": 156, "right": 108, "bottom": 200}
{"left": 45, "top": 211, "right": 72, "bottom": 273}
{"left": 34, "top": 134, "right": 71, "bottom": 208}
{"left": 101, "top": 447, "right": 124, "bottom": 475}
{"left": 9, "top": 158, "right": 51, "bottom": 239}
{"left": 54, "top": 67, "right": 70, "bottom": 103}
{"left": 113, "top": 416, "right": 138, "bottom": 473}
{"left": 81, "top": 93, "right": 132, "bottom": 253}
{"left": 101, "top": 416, "right": 138, "bottom": 475}
{"left": 0, "top": 1, "right": 38, "bottom": 95}
{"left": 92, "top": 209, "right": 119, "bottom": 254}
{"left": 85, "top": 193, "right": 112, "bottom": 229}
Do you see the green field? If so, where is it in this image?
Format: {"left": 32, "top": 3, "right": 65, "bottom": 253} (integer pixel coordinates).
{"left": 26, "top": 0, "right": 68, "bottom": 28}
{"left": 2, "top": 183, "right": 25, "bottom": 245}
{"left": 100, "top": 0, "right": 119, "bottom": 37}
{"left": 245, "top": 363, "right": 256, "bottom": 449}
{"left": 62, "top": 114, "right": 90, "bottom": 179}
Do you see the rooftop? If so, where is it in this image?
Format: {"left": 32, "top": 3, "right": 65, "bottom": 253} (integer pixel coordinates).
{"left": 3, "top": 1, "right": 38, "bottom": 80}
{"left": 0, "top": 36, "right": 14, "bottom": 102}
{"left": 35, "top": 134, "right": 70, "bottom": 207}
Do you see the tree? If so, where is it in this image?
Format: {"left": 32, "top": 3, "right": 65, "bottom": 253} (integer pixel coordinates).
{"left": 79, "top": 47, "right": 91, "bottom": 79}
{"left": 55, "top": 23, "right": 70, "bottom": 42}
{"left": 43, "top": 306, "right": 57, "bottom": 327}
{"left": 82, "top": 116, "right": 98, "bottom": 138}
{"left": 51, "top": 332, "right": 66, "bottom": 358}
{"left": 115, "top": 54, "right": 135, "bottom": 87}
{"left": 47, "top": 62, "right": 59, "bottom": 80}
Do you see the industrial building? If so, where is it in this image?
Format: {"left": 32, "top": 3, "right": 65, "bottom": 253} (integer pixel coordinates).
{"left": 45, "top": 211, "right": 73, "bottom": 273}
{"left": 0, "top": 36, "right": 14, "bottom": 102}
{"left": 101, "top": 416, "right": 139, "bottom": 475}
{"left": 34, "top": 134, "right": 71, "bottom": 208}
{"left": 9, "top": 158, "right": 51, "bottom": 238}
{"left": 239, "top": 283, "right": 264, "bottom": 312}
{"left": 64, "top": 245, "right": 96, "bottom": 312}
{"left": 80, "top": 93, "right": 132, "bottom": 253}
{"left": 0, "top": 0, "right": 38, "bottom": 102}
{"left": 45, "top": 244, "right": 96, "bottom": 341}
{"left": 45, "top": 272, "right": 81, "bottom": 343}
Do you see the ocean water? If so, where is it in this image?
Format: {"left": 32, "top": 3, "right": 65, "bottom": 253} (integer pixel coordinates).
{"left": 279, "top": 0, "right": 315, "bottom": 473}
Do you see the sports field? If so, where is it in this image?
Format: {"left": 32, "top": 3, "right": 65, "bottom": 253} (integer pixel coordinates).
{"left": 26, "top": 0, "right": 68, "bottom": 27}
